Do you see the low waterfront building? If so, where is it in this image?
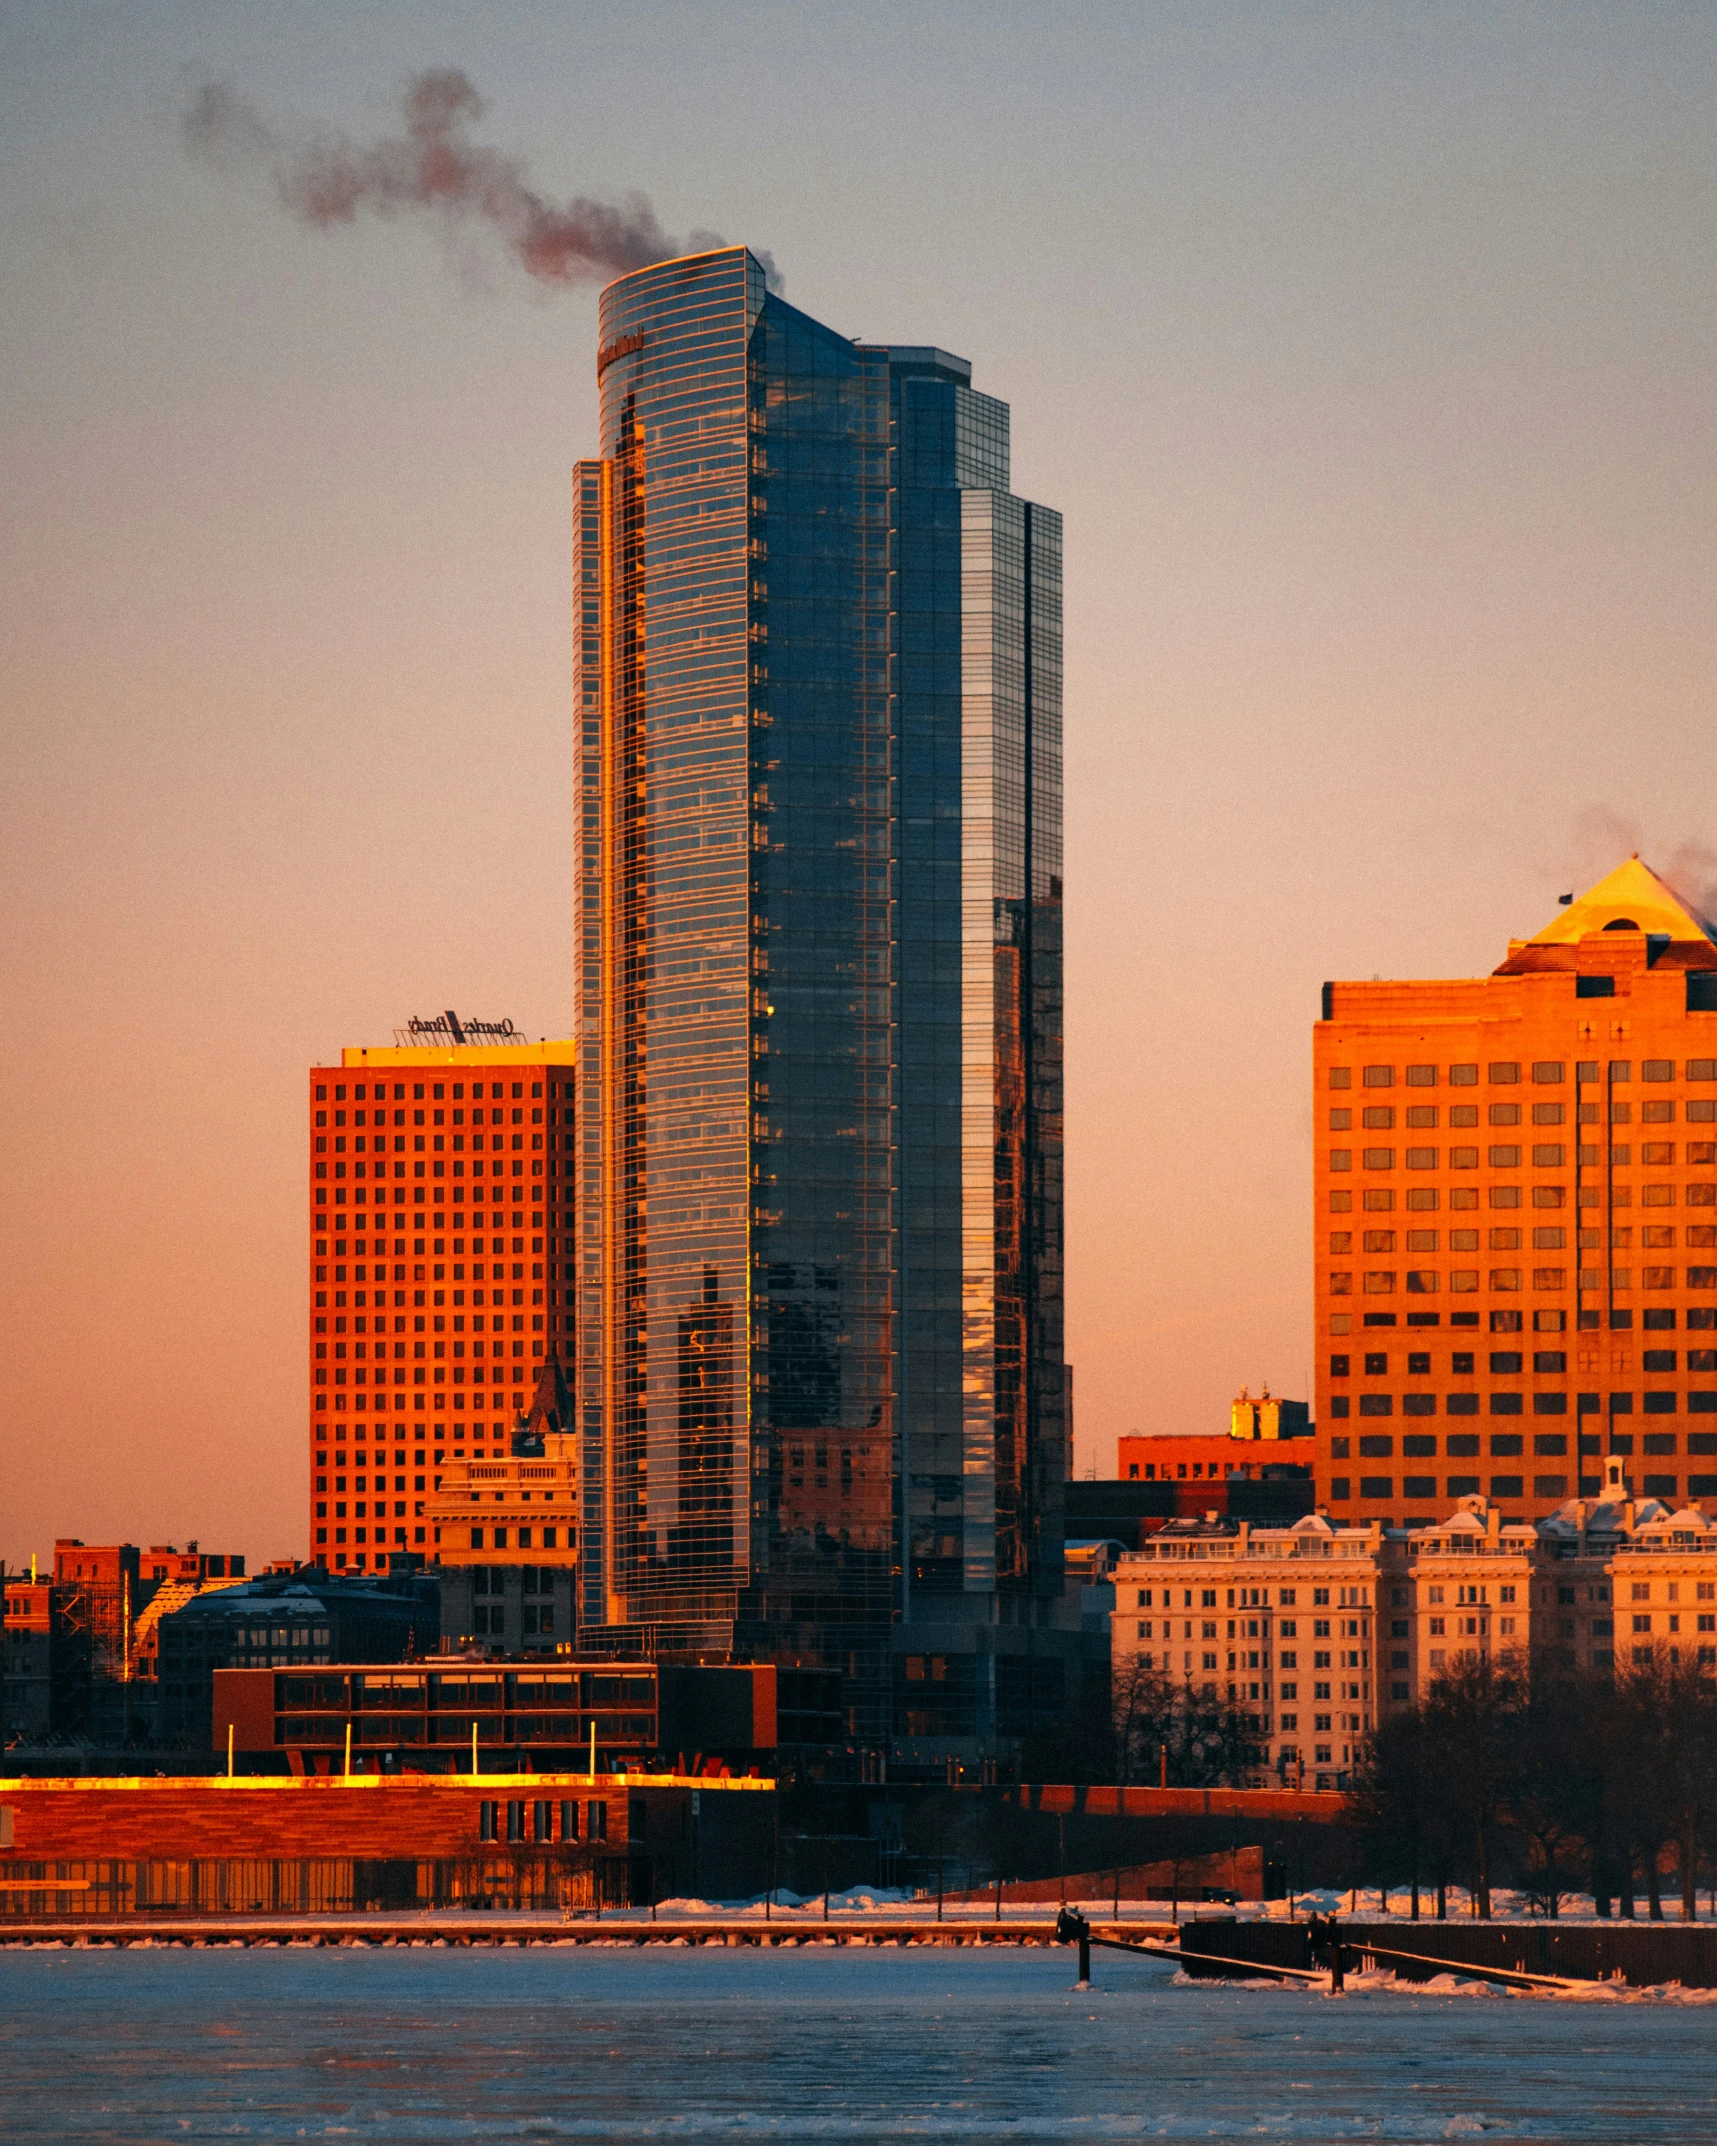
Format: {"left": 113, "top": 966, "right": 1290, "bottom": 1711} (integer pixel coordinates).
{"left": 0, "top": 1769, "right": 776, "bottom": 1916}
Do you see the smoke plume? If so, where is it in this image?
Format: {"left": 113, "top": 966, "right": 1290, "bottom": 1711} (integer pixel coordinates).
{"left": 183, "top": 70, "right": 780, "bottom": 293}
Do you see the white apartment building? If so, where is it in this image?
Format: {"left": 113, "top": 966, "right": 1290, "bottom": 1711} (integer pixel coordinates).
{"left": 1110, "top": 1512, "right": 1387, "bottom": 1790}
{"left": 1113, "top": 1468, "right": 1717, "bottom": 1788}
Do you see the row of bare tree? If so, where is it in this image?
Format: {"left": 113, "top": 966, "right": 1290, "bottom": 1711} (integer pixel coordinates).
{"left": 1349, "top": 1645, "right": 1717, "bottom": 1920}
{"left": 1107, "top": 1657, "right": 1266, "bottom": 1789}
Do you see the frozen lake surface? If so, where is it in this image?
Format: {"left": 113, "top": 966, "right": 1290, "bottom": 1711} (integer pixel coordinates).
{"left": 4, "top": 1944, "right": 1717, "bottom": 2143}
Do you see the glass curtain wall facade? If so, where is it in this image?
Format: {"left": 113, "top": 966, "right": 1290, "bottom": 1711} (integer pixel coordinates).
{"left": 574, "top": 248, "right": 1068, "bottom": 1745}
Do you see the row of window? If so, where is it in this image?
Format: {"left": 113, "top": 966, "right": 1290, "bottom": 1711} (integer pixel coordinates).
{"left": 1334, "top": 1308, "right": 1717, "bottom": 1333}
{"left": 319, "top": 1236, "right": 562, "bottom": 1267}
{"left": 1333, "top": 1105, "right": 1716, "bottom": 1130}
{"left": 476, "top": 1798, "right": 605, "bottom": 1844}
{"left": 1334, "top": 1266, "right": 1717, "bottom": 1293}
{"left": 1330, "top": 1189, "right": 1657, "bottom": 1213}
{"left": 1333, "top": 1429, "right": 1717, "bottom": 1456}
{"left": 314, "top": 1524, "right": 424, "bottom": 1545}
{"left": 316, "top": 1081, "right": 561, "bottom": 1103}
{"left": 1332, "top": 1146, "right": 1717, "bottom": 1176}
{"left": 1330, "top": 1393, "right": 1717, "bottom": 1419}
{"left": 320, "top": 1128, "right": 553, "bottom": 1151}
{"left": 1331, "top": 1060, "right": 1717, "bottom": 1089}
{"left": 1331, "top": 1473, "right": 1717, "bottom": 1501}
{"left": 317, "top": 1307, "right": 536, "bottom": 1334}
{"left": 1336, "top": 1348, "right": 1717, "bottom": 1375}
{"left": 1330, "top": 1253, "right": 1717, "bottom": 1287}
{"left": 1335, "top": 1230, "right": 1717, "bottom": 1251}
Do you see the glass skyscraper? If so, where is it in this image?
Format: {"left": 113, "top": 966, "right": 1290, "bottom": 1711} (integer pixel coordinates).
{"left": 573, "top": 247, "right": 1077, "bottom": 1749}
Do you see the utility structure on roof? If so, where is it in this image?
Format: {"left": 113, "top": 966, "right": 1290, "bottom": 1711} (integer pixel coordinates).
{"left": 1315, "top": 857, "right": 1717, "bottom": 1532}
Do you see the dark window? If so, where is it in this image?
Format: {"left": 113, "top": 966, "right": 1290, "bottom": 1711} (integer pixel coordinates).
{"left": 1358, "top": 1435, "right": 1394, "bottom": 1457}
{"left": 1533, "top": 1393, "right": 1568, "bottom": 1415}
{"left": 1329, "top": 1395, "right": 1350, "bottom": 1418}
{"left": 1534, "top": 1350, "right": 1567, "bottom": 1374}
{"left": 1533, "top": 1475, "right": 1568, "bottom": 1499}
{"left": 1359, "top": 1476, "right": 1393, "bottom": 1499}
{"left": 1447, "top": 1433, "right": 1481, "bottom": 1456}
{"left": 1643, "top": 1475, "right": 1679, "bottom": 1498}
{"left": 1329, "top": 1478, "right": 1351, "bottom": 1500}
{"left": 1490, "top": 1394, "right": 1524, "bottom": 1416}
{"left": 1363, "top": 1066, "right": 1395, "bottom": 1088}
{"left": 1644, "top": 1350, "right": 1677, "bottom": 1372}
{"left": 1359, "top": 1395, "right": 1394, "bottom": 1417}
{"left": 1491, "top": 1352, "right": 1523, "bottom": 1374}
{"left": 1447, "top": 1395, "right": 1480, "bottom": 1418}
{"left": 1330, "top": 1355, "right": 1350, "bottom": 1377}
{"left": 1490, "top": 1433, "right": 1524, "bottom": 1455}
{"left": 1403, "top": 1435, "right": 1437, "bottom": 1456}
{"left": 1490, "top": 1475, "right": 1524, "bottom": 1498}
{"left": 1403, "top": 1476, "right": 1437, "bottom": 1500}
{"left": 1489, "top": 1063, "right": 1520, "bottom": 1084}
{"left": 1364, "top": 1352, "right": 1388, "bottom": 1375}
{"left": 1533, "top": 1432, "right": 1567, "bottom": 1454}
{"left": 1643, "top": 1432, "right": 1678, "bottom": 1454}
{"left": 1403, "top": 1394, "right": 1436, "bottom": 1417}
{"left": 1448, "top": 1474, "right": 1480, "bottom": 1495}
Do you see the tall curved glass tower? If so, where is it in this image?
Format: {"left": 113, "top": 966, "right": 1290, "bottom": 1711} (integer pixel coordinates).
{"left": 573, "top": 247, "right": 1072, "bottom": 1750}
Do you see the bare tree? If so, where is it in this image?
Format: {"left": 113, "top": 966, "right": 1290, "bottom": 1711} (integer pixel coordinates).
{"left": 1419, "top": 1654, "right": 1527, "bottom": 1919}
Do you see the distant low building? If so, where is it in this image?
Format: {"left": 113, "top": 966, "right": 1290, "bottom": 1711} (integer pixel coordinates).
{"left": 1, "top": 1577, "right": 83, "bottom": 1744}
{"left": 433, "top": 1359, "right": 579, "bottom": 1655}
{"left": 1117, "top": 1385, "right": 1313, "bottom": 1489}
{"left": 156, "top": 1568, "right": 439, "bottom": 1749}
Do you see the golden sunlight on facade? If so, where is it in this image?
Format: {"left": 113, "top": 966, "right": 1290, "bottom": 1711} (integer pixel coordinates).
{"left": 1314, "top": 858, "right": 1717, "bottom": 1531}
{"left": 306, "top": 1036, "right": 576, "bottom": 1570}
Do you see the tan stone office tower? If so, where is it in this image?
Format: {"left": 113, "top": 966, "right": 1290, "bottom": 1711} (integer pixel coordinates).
{"left": 1314, "top": 859, "right": 1717, "bottom": 1530}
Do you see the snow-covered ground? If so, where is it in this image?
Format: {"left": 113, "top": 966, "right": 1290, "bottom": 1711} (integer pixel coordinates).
{"left": 649, "top": 1882, "right": 1699, "bottom": 1927}
{"left": 4, "top": 1942, "right": 1717, "bottom": 2141}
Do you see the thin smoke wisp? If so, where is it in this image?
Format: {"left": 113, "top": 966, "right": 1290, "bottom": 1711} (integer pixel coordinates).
{"left": 182, "top": 70, "right": 780, "bottom": 293}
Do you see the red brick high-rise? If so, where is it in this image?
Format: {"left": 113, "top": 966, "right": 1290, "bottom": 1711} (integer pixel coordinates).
{"left": 308, "top": 1036, "right": 576, "bottom": 1571}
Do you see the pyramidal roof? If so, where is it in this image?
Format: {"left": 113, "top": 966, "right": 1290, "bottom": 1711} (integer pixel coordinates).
{"left": 1526, "top": 856, "right": 1717, "bottom": 949}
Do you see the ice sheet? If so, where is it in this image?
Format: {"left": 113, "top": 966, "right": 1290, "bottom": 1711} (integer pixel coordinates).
{"left": 3, "top": 1944, "right": 1715, "bottom": 2142}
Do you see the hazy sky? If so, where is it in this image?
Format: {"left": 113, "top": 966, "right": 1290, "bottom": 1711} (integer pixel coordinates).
{"left": 5, "top": 2, "right": 1717, "bottom": 1568}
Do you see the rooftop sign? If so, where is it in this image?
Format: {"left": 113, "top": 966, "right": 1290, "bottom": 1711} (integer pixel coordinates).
{"left": 407, "top": 1012, "right": 517, "bottom": 1045}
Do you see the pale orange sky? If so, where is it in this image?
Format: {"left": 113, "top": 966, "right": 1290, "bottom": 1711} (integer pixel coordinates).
{"left": 5, "top": 3, "right": 1717, "bottom": 1566}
